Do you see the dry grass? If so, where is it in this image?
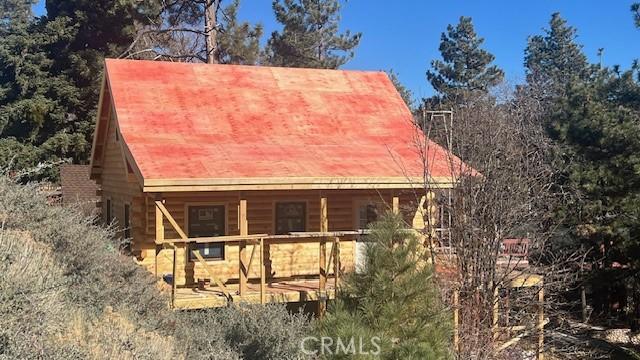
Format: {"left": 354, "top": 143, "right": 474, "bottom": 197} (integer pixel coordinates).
{"left": 0, "top": 176, "right": 311, "bottom": 359}
{"left": 57, "top": 307, "right": 177, "bottom": 360}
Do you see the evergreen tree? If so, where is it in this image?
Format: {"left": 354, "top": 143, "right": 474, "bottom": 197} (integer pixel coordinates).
{"left": 0, "top": 5, "right": 79, "bottom": 178}
{"left": 549, "top": 68, "right": 640, "bottom": 315}
{"left": 524, "top": 12, "right": 591, "bottom": 97}
{"left": 0, "top": 1, "right": 157, "bottom": 179}
{"left": 632, "top": 3, "right": 640, "bottom": 29}
{"left": 386, "top": 70, "right": 414, "bottom": 110}
{"left": 315, "top": 214, "right": 451, "bottom": 359}
{"left": 45, "top": 0, "right": 159, "bottom": 155}
{"left": 265, "top": 0, "right": 361, "bottom": 69}
{"left": 426, "top": 16, "right": 503, "bottom": 102}
{"left": 216, "top": 0, "right": 263, "bottom": 64}
{"left": 0, "top": 0, "right": 36, "bottom": 29}
{"left": 133, "top": 0, "right": 262, "bottom": 64}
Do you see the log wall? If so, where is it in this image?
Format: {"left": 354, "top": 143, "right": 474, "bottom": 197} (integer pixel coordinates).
{"left": 144, "top": 189, "right": 425, "bottom": 286}
{"left": 98, "top": 113, "right": 145, "bottom": 254}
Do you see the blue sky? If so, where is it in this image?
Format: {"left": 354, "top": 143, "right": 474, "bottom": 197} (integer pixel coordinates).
{"left": 33, "top": 1, "right": 639, "bottom": 100}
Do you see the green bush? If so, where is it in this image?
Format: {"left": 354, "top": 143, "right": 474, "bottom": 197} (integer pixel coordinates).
{"left": 314, "top": 213, "right": 452, "bottom": 359}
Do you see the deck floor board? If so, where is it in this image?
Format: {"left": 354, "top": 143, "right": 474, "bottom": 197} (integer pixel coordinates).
{"left": 173, "top": 279, "right": 336, "bottom": 309}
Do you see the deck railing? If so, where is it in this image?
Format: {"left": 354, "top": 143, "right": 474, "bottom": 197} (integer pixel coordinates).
{"left": 154, "top": 200, "right": 350, "bottom": 309}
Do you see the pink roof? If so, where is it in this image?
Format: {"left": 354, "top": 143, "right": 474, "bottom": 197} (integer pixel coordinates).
{"left": 103, "top": 59, "right": 464, "bottom": 185}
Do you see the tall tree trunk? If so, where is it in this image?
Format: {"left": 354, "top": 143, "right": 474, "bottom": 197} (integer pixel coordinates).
{"left": 204, "top": 0, "right": 220, "bottom": 64}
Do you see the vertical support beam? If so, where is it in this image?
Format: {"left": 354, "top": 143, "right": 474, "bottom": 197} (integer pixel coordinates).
{"left": 154, "top": 245, "right": 161, "bottom": 278}
{"left": 425, "top": 191, "right": 438, "bottom": 247}
{"left": 581, "top": 285, "right": 588, "bottom": 323}
{"left": 260, "top": 237, "right": 266, "bottom": 304}
{"left": 537, "top": 285, "right": 545, "bottom": 360}
{"left": 492, "top": 284, "right": 500, "bottom": 342}
{"left": 239, "top": 199, "right": 248, "bottom": 298}
{"left": 392, "top": 196, "right": 400, "bottom": 215}
{"left": 505, "top": 288, "right": 511, "bottom": 338}
{"left": 319, "top": 197, "right": 328, "bottom": 315}
{"left": 155, "top": 200, "right": 188, "bottom": 287}
{"left": 320, "top": 197, "right": 328, "bottom": 233}
{"left": 155, "top": 202, "right": 164, "bottom": 278}
{"left": 453, "top": 289, "right": 459, "bottom": 353}
{"left": 334, "top": 237, "right": 340, "bottom": 290}
{"left": 171, "top": 244, "right": 177, "bottom": 308}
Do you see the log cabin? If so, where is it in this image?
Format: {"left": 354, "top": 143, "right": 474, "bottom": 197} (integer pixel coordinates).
{"left": 89, "top": 59, "right": 467, "bottom": 309}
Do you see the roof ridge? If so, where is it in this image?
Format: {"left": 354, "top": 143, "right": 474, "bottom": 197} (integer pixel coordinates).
{"left": 104, "top": 58, "right": 387, "bottom": 75}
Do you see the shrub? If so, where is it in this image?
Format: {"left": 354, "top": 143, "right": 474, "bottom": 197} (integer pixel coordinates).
{"left": 0, "top": 230, "right": 75, "bottom": 359}
{"left": 315, "top": 213, "right": 452, "bottom": 359}
{"left": 177, "top": 303, "right": 311, "bottom": 360}
{"left": 0, "top": 176, "right": 312, "bottom": 359}
{"left": 56, "top": 307, "right": 177, "bottom": 360}
{"left": 0, "top": 176, "right": 170, "bottom": 329}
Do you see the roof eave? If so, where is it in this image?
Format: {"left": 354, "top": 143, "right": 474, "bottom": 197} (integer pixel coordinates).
{"left": 141, "top": 176, "right": 456, "bottom": 193}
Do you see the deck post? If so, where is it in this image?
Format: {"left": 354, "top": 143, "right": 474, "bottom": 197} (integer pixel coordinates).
{"left": 155, "top": 200, "right": 189, "bottom": 287}
{"left": 505, "top": 288, "right": 511, "bottom": 338}
{"left": 537, "top": 284, "right": 545, "bottom": 360}
{"left": 453, "top": 289, "right": 460, "bottom": 353}
{"left": 319, "top": 197, "right": 328, "bottom": 315}
{"left": 154, "top": 201, "right": 164, "bottom": 278}
{"left": 334, "top": 237, "right": 340, "bottom": 290}
{"left": 171, "top": 244, "right": 177, "bottom": 308}
{"left": 492, "top": 283, "right": 500, "bottom": 342}
{"left": 392, "top": 196, "right": 399, "bottom": 214}
{"left": 260, "top": 237, "right": 266, "bottom": 304}
{"left": 581, "top": 285, "right": 587, "bottom": 322}
{"left": 239, "top": 199, "right": 248, "bottom": 298}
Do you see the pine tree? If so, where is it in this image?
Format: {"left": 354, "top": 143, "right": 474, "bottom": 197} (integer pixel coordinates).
{"left": 0, "top": 4, "right": 78, "bottom": 178}
{"left": 265, "top": 0, "right": 361, "bottom": 69}
{"left": 549, "top": 68, "right": 640, "bottom": 317}
{"left": 0, "top": 1, "right": 156, "bottom": 179}
{"left": 632, "top": 3, "right": 640, "bottom": 28}
{"left": 386, "top": 70, "right": 414, "bottom": 110}
{"left": 0, "top": 0, "right": 35, "bottom": 29}
{"left": 524, "top": 13, "right": 591, "bottom": 97}
{"left": 315, "top": 214, "right": 452, "bottom": 359}
{"left": 426, "top": 16, "right": 503, "bottom": 102}
{"left": 567, "top": 72, "right": 640, "bottom": 257}
{"left": 216, "top": 0, "right": 263, "bottom": 65}
{"left": 45, "top": 0, "right": 159, "bottom": 145}
{"left": 132, "top": 0, "right": 263, "bottom": 64}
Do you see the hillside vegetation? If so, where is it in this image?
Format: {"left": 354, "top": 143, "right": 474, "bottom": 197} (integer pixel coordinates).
{"left": 0, "top": 176, "right": 310, "bottom": 359}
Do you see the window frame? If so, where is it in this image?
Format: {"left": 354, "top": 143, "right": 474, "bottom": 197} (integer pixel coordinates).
{"left": 185, "top": 202, "right": 227, "bottom": 261}
{"left": 273, "top": 201, "right": 308, "bottom": 235}
{"left": 353, "top": 198, "right": 386, "bottom": 230}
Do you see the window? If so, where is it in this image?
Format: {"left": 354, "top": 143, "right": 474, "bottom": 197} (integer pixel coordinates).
{"left": 275, "top": 202, "right": 306, "bottom": 234}
{"left": 358, "top": 203, "right": 380, "bottom": 229}
{"left": 123, "top": 204, "right": 131, "bottom": 239}
{"left": 356, "top": 200, "right": 384, "bottom": 230}
{"left": 188, "top": 205, "right": 225, "bottom": 260}
{"left": 105, "top": 199, "right": 112, "bottom": 224}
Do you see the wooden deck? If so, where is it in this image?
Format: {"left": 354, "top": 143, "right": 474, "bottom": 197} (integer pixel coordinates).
{"left": 153, "top": 199, "right": 362, "bottom": 310}
{"left": 173, "top": 279, "right": 336, "bottom": 309}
